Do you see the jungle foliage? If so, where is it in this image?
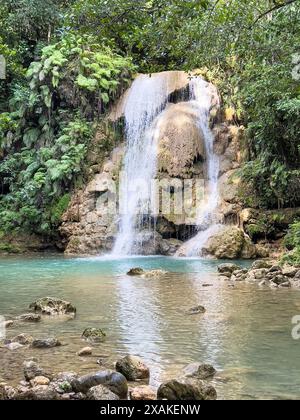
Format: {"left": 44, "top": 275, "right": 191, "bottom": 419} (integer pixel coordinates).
{"left": 0, "top": 0, "right": 299, "bottom": 254}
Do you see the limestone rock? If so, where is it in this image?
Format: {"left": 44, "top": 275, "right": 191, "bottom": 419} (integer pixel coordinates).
{"left": 130, "top": 385, "right": 156, "bottom": 400}
{"left": 157, "top": 378, "right": 217, "bottom": 400}
{"left": 82, "top": 328, "right": 106, "bottom": 343}
{"left": 29, "top": 297, "right": 76, "bottom": 316}
{"left": 87, "top": 385, "right": 119, "bottom": 400}
{"left": 116, "top": 355, "right": 150, "bottom": 381}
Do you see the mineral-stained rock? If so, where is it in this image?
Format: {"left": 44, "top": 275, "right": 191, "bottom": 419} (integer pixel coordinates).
{"left": 157, "top": 378, "right": 217, "bottom": 400}
{"left": 29, "top": 297, "right": 76, "bottom": 316}
{"left": 116, "top": 355, "right": 150, "bottom": 381}
{"left": 82, "top": 328, "right": 106, "bottom": 343}
{"left": 31, "top": 337, "right": 61, "bottom": 349}
{"left": 71, "top": 370, "right": 128, "bottom": 398}
{"left": 87, "top": 385, "right": 120, "bottom": 400}
{"left": 130, "top": 385, "right": 156, "bottom": 400}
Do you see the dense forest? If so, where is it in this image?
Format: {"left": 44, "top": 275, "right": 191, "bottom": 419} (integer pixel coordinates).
{"left": 0, "top": 0, "right": 299, "bottom": 262}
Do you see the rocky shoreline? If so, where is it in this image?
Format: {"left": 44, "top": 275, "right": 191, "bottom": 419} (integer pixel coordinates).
{"left": 217, "top": 261, "right": 300, "bottom": 289}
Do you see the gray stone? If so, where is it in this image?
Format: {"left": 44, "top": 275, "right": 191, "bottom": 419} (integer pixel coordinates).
{"left": 183, "top": 363, "right": 216, "bottom": 380}
{"left": 71, "top": 370, "right": 128, "bottom": 398}
{"left": 29, "top": 297, "right": 76, "bottom": 316}
{"left": 23, "top": 360, "right": 45, "bottom": 381}
{"left": 82, "top": 328, "right": 106, "bottom": 343}
{"left": 157, "top": 378, "right": 217, "bottom": 400}
{"left": 87, "top": 385, "right": 119, "bottom": 400}
{"left": 31, "top": 337, "right": 61, "bottom": 349}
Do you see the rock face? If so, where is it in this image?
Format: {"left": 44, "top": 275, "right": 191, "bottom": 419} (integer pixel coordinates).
{"left": 157, "top": 102, "right": 206, "bottom": 178}
{"left": 116, "top": 355, "right": 150, "bottom": 381}
{"left": 157, "top": 378, "right": 217, "bottom": 400}
{"left": 71, "top": 370, "right": 128, "bottom": 398}
{"left": 202, "top": 226, "right": 256, "bottom": 259}
{"left": 29, "top": 297, "right": 76, "bottom": 316}
{"left": 60, "top": 146, "right": 124, "bottom": 255}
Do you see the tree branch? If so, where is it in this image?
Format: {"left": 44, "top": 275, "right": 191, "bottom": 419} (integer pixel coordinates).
{"left": 251, "top": 0, "right": 297, "bottom": 27}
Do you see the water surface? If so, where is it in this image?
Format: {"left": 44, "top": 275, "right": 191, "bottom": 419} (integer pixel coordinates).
{"left": 0, "top": 255, "right": 300, "bottom": 400}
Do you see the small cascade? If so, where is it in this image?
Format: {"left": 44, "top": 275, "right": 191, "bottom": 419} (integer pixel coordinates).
{"left": 113, "top": 72, "right": 189, "bottom": 256}
{"left": 176, "top": 78, "right": 222, "bottom": 257}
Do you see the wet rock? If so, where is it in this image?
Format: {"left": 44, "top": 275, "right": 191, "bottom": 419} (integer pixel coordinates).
{"left": 29, "top": 297, "right": 76, "bottom": 316}
{"left": 87, "top": 385, "right": 120, "bottom": 400}
{"left": 269, "top": 265, "right": 281, "bottom": 273}
{"left": 127, "top": 268, "right": 145, "bottom": 276}
{"left": 31, "top": 337, "right": 61, "bottom": 349}
{"left": 82, "top": 328, "right": 106, "bottom": 343}
{"left": 0, "top": 385, "right": 17, "bottom": 400}
{"left": 186, "top": 305, "right": 206, "bottom": 315}
{"left": 6, "top": 342, "right": 23, "bottom": 351}
{"left": 16, "top": 385, "right": 58, "bottom": 400}
{"left": 30, "top": 376, "right": 50, "bottom": 387}
{"left": 10, "top": 333, "right": 33, "bottom": 345}
{"left": 71, "top": 370, "right": 128, "bottom": 398}
{"left": 143, "top": 270, "right": 168, "bottom": 278}
{"left": 251, "top": 269, "right": 268, "bottom": 280}
{"left": 16, "top": 313, "right": 41, "bottom": 323}
{"left": 251, "top": 260, "right": 273, "bottom": 270}
{"left": 282, "top": 266, "right": 299, "bottom": 278}
{"left": 157, "top": 378, "right": 217, "bottom": 400}
{"left": 4, "top": 320, "right": 14, "bottom": 328}
{"left": 278, "top": 281, "right": 291, "bottom": 288}
{"left": 116, "top": 355, "right": 150, "bottom": 381}
{"left": 23, "top": 360, "right": 45, "bottom": 381}
{"left": 77, "top": 347, "right": 93, "bottom": 356}
{"left": 130, "top": 385, "right": 156, "bottom": 400}
{"left": 50, "top": 372, "right": 78, "bottom": 394}
{"left": 218, "top": 263, "right": 241, "bottom": 274}
{"left": 182, "top": 363, "right": 216, "bottom": 380}
{"left": 271, "top": 274, "right": 289, "bottom": 286}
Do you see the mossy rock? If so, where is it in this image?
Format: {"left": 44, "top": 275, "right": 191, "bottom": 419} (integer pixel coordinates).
{"left": 82, "top": 328, "right": 106, "bottom": 343}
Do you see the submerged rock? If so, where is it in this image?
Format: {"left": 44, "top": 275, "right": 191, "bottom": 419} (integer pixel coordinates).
{"left": 87, "top": 385, "right": 119, "bottom": 400}
{"left": 157, "top": 378, "right": 217, "bottom": 400}
{"left": 5, "top": 342, "right": 23, "bottom": 351}
{"left": 71, "top": 370, "right": 128, "bottom": 398}
{"left": 143, "top": 270, "right": 168, "bottom": 278}
{"left": 127, "top": 268, "right": 145, "bottom": 276}
{"left": 116, "top": 355, "right": 150, "bottom": 381}
{"left": 77, "top": 347, "right": 93, "bottom": 356}
{"left": 16, "top": 313, "right": 41, "bottom": 323}
{"left": 186, "top": 305, "right": 206, "bottom": 315}
{"left": 23, "top": 360, "right": 45, "bottom": 381}
{"left": 9, "top": 333, "right": 33, "bottom": 346}
{"left": 82, "top": 328, "right": 106, "bottom": 343}
{"left": 31, "top": 337, "right": 61, "bottom": 349}
{"left": 29, "top": 297, "right": 76, "bottom": 316}
{"left": 182, "top": 363, "right": 216, "bottom": 380}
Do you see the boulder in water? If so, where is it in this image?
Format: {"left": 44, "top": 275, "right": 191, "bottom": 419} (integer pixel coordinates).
{"left": 29, "top": 297, "right": 76, "bottom": 316}
{"left": 157, "top": 378, "right": 217, "bottom": 400}
{"left": 127, "top": 268, "right": 145, "bottom": 276}
{"left": 71, "top": 370, "right": 128, "bottom": 398}
{"left": 87, "top": 385, "right": 119, "bottom": 400}
{"left": 82, "top": 328, "right": 106, "bottom": 343}
{"left": 186, "top": 305, "right": 206, "bottom": 315}
{"left": 182, "top": 363, "right": 216, "bottom": 380}
{"left": 116, "top": 355, "right": 150, "bottom": 381}
{"left": 31, "top": 337, "right": 61, "bottom": 349}
{"left": 77, "top": 347, "right": 93, "bottom": 356}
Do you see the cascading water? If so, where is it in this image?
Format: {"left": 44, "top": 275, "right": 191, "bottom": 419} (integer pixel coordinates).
{"left": 176, "top": 78, "right": 222, "bottom": 257}
{"left": 113, "top": 72, "right": 221, "bottom": 257}
{"left": 113, "top": 73, "right": 183, "bottom": 256}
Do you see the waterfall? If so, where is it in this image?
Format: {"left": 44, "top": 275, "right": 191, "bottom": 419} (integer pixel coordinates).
{"left": 113, "top": 72, "right": 187, "bottom": 256}
{"left": 176, "top": 78, "right": 222, "bottom": 257}
{"left": 113, "top": 72, "right": 221, "bottom": 257}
